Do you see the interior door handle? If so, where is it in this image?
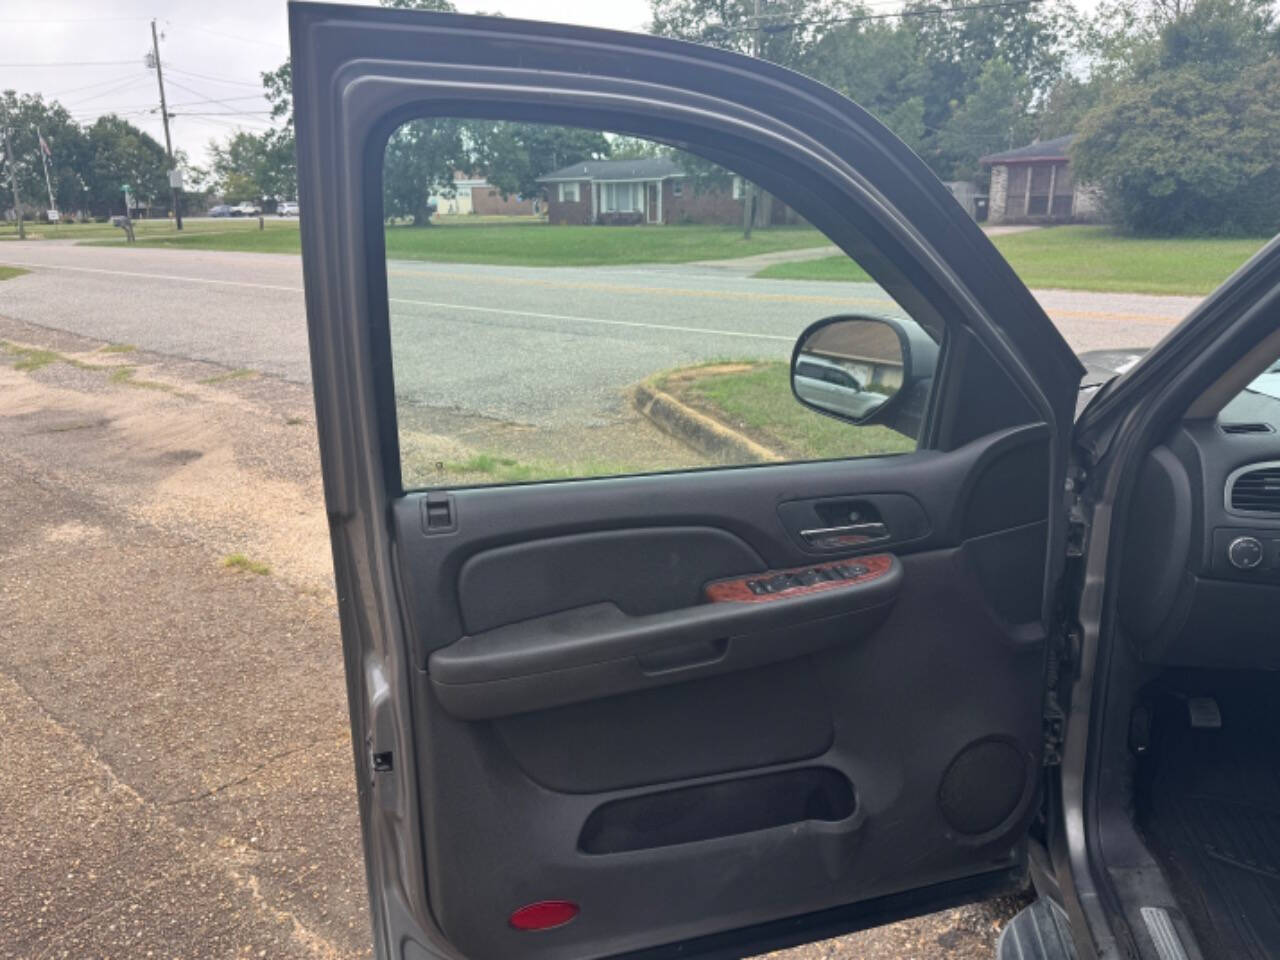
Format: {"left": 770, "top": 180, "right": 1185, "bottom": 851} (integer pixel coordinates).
{"left": 799, "top": 522, "right": 890, "bottom": 549}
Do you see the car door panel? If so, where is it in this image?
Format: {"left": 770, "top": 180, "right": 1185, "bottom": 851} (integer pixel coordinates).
{"left": 290, "top": 5, "right": 1081, "bottom": 958}
{"left": 391, "top": 425, "right": 1049, "bottom": 958}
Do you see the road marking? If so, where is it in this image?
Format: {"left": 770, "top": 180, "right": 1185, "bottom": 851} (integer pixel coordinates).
{"left": 386, "top": 265, "right": 896, "bottom": 310}
{"left": 0, "top": 258, "right": 303, "bottom": 293}
{"left": 0, "top": 256, "right": 1187, "bottom": 328}
{"left": 0, "top": 258, "right": 795, "bottom": 342}
{"left": 388, "top": 299, "right": 796, "bottom": 342}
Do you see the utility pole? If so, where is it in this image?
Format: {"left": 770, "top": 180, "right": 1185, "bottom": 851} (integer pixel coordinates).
{"left": 3, "top": 128, "right": 23, "bottom": 240}
{"left": 150, "top": 18, "right": 183, "bottom": 230}
{"left": 742, "top": 0, "right": 762, "bottom": 240}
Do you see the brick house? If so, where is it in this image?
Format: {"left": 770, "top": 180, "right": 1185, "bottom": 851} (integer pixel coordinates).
{"left": 430, "top": 172, "right": 537, "bottom": 216}
{"left": 536, "top": 157, "right": 793, "bottom": 226}
{"left": 980, "top": 135, "right": 1103, "bottom": 224}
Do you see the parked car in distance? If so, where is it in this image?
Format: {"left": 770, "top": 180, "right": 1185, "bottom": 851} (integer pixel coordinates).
{"left": 277, "top": 201, "right": 300, "bottom": 217}
{"left": 232, "top": 201, "right": 261, "bottom": 217}
{"left": 208, "top": 204, "right": 233, "bottom": 217}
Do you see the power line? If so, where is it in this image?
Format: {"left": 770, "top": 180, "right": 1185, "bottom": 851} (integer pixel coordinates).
{"left": 164, "top": 66, "right": 266, "bottom": 89}
{"left": 163, "top": 75, "right": 265, "bottom": 113}
{"left": 63, "top": 75, "right": 154, "bottom": 110}
{"left": 162, "top": 19, "right": 288, "bottom": 50}
{"left": 718, "top": 0, "right": 1044, "bottom": 33}
{"left": 81, "top": 94, "right": 268, "bottom": 111}
{"left": 0, "top": 15, "right": 151, "bottom": 23}
{"left": 46, "top": 71, "right": 149, "bottom": 99}
{"left": 0, "top": 59, "right": 143, "bottom": 67}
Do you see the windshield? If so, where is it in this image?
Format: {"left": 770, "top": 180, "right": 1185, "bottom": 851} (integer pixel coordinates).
{"left": 1244, "top": 361, "right": 1280, "bottom": 402}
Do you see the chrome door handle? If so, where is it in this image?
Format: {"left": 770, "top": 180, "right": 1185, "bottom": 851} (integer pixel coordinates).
{"left": 799, "top": 522, "right": 890, "bottom": 548}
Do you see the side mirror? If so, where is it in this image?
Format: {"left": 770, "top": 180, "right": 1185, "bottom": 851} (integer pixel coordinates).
{"left": 791, "top": 314, "right": 938, "bottom": 437}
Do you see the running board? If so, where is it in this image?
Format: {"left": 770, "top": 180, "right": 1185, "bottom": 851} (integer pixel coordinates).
{"left": 997, "top": 898, "right": 1078, "bottom": 960}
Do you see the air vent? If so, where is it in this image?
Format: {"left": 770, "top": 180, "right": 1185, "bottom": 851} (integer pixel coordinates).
{"left": 1221, "top": 422, "right": 1275, "bottom": 434}
{"left": 1230, "top": 465, "right": 1280, "bottom": 513}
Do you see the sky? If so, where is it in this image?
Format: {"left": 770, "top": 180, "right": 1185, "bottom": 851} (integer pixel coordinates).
{"left": 1, "top": 0, "right": 653, "bottom": 167}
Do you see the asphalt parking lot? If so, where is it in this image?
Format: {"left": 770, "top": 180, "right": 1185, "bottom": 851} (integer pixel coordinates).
{"left": 0, "top": 242, "right": 1203, "bottom": 959}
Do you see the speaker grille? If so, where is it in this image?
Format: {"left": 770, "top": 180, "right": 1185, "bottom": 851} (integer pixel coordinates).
{"left": 938, "top": 738, "right": 1027, "bottom": 835}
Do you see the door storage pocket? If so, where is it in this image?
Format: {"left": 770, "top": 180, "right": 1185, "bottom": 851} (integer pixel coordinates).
{"left": 578, "top": 766, "right": 855, "bottom": 854}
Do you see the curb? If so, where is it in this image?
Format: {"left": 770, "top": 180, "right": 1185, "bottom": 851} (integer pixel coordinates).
{"left": 633, "top": 381, "right": 783, "bottom": 464}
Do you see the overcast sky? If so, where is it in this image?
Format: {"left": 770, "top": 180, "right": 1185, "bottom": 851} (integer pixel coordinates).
{"left": 1, "top": 0, "right": 653, "bottom": 167}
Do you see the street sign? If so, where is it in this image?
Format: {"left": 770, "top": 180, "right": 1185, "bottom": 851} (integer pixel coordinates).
{"left": 120, "top": 184, "right": 130, "bottom": 192}
{"left": 168, "top": 169, "right": 183, "bottom": 190}
{"left": 47, "top": 210, "right": 60, "bottom": 222}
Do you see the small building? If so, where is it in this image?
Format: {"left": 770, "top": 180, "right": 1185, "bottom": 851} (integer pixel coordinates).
{"left": 944, "top": 180, "right": 987, "bottom": 222}
{"left": 980, "top": 134, "right": 1102, "bottom": 224}
{"left": 535, "top": 157, "right": 795, "bottom": 226}
{"left": 429, "top": 172, "right": 536, "bottom": 217}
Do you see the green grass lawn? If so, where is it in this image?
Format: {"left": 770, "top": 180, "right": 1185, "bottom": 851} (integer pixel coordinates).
{"left": 75, "top": 219, "right": 829, "bottom": 266}
{"left": 755, "top": 226, "right": 1274, "bottom": 296}
{"left": 658, "top": 361, "right": 914, "bottom": 461}
{"left": 1, "top": 217, "right": 301, "bottom": 243}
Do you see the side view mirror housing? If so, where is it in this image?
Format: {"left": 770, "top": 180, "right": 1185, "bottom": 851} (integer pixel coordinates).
{"left": 790, "top": 314, "right": 939, "bottom": 438}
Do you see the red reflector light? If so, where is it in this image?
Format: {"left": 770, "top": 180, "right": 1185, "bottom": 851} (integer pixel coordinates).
{"left": 509, "top": 900, "right": 579, "bottom": 931}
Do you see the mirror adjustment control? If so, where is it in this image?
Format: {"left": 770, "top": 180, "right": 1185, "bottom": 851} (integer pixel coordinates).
{"left": 1228, "top": 536, "right": 1264, "bottom": 570}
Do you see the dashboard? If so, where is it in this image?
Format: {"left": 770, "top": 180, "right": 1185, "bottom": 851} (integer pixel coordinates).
{"left": 1121, "top": 376, "right": 1280, "bottom": 669}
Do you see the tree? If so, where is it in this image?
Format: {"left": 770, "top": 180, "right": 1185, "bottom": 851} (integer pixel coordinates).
{"left": 83, "top": 115, "right": 169, "bottom": 216}
{"left": 1073, "top": 0, "right": 1280, "bottom": 233}
{"left": 208, "top": 131, "right": 296, "bottom": 203}
{"left": 383, "top": 118, "right": 466, "bottom": 225}
{"left": 933, "top": 58, "right": 1037, "bottom": 182}
{"left": 470, "top": 123, "right": 610, "bottom": 200}
{"left": 801, "top": 20, "right": 929, "bottom": 151}
{"left": 0, "top": 91, "right": 92, "bottom": 215}
{"left": 650, "top": 0, "right": 1078, "bottom": 182}
{"left": 650, "top": 0, "right": 857, "bottom": 64}
{"left": 1074, "top": 59, "right": 1280, "bottom": 233}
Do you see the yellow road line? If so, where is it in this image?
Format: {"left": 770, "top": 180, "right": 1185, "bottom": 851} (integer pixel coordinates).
{"left": 388, "top": 267, "right": 1186, "bottom": 327}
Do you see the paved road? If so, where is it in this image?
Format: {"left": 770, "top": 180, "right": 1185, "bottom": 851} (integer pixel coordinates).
{"left": 0, "top": 242, "right": 1201, "bottom": 429}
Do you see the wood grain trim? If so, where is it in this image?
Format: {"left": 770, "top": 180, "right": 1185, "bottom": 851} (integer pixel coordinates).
{"left": 704, "top": 554, "right": 894, "bottom": 604}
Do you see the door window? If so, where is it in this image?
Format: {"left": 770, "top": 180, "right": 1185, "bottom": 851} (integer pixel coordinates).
{"left": 383, "top": 121, "right": 939, "bottom": 489}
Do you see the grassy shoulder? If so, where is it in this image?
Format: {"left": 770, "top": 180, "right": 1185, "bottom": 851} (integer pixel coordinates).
{"left": 2, "top": 218, "right": 301, "bottom": 243}
{"left": 656, "top": 361, "right": 914, "bottom": 461}
{"left": 0, "top": 266, "right": 29, "bottom": 281}
{"left": 75, "top": 217, "right": 830, "bottom": 266}
{"left": 754, "top": 226, "right": 1273, "bottom": 296}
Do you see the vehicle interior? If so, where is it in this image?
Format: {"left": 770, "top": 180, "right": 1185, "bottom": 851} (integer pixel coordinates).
{"left": 1085, "top": 343, "right": 1280, "bottom": 960}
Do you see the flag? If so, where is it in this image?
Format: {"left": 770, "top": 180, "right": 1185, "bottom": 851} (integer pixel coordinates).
{"left": 38, "top": 132, "right": 51, "bottom": 158}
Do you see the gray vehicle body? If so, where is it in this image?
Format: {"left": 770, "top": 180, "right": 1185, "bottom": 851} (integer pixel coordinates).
{"left": 289, "top": 4, "right": 1280, "bottom": 959}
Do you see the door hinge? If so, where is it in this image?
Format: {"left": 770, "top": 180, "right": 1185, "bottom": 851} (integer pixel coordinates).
{"left": 1040, "top": 629, "right": 1074, "bottom": 768}
{"left": 1042, "top": 692, "right": 1065, "bottom": 767}
{"left": 1064, "top": 469, "right": 1089, "bottom": 558}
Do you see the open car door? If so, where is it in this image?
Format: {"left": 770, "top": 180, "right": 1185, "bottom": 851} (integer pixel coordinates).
{"left": 289, "top": 4, "right": 1085, "bottom": 958}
